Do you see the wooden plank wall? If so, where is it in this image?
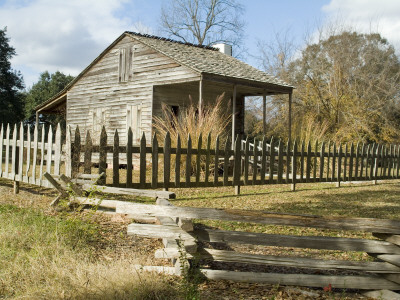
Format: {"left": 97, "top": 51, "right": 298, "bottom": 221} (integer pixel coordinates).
{"left": 66, "top": 36, "right": 200, "bottom": 146}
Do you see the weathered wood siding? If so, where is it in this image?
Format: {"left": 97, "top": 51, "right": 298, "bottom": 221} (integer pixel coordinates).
{"left": 66, "top": 36, "right": 200, "bottom": 144}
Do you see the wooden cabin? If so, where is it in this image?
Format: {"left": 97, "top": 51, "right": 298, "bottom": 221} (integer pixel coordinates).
{"left": 35, "top": 32, "right": 293, "bottom": 144}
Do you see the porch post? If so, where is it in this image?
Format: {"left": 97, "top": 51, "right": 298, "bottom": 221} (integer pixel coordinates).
{"left": 35, "top": 111, "right": 39, "bottom": 127}
{"left": 232, "top": 84, "right": 237, "bottom": 148}
{"left": 263, "top": 90, "right": 266, "bottom": 137}
{"left": 288, "top": 92, "right": 292, "bottom": 142}
{"left": 199, "top": 77, "right": 203, "bottom": 117}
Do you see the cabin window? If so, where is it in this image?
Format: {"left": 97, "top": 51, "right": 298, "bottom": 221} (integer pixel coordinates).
{"left": 126, "top": 104, "right": 142, "bottom": 144}
{"left": 118, "top": 47, "right": 132, "bottom": 82}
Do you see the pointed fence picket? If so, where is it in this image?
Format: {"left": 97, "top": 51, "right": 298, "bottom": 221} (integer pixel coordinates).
{"left": 1, "top": 123, "right": 400, "bottom": 193}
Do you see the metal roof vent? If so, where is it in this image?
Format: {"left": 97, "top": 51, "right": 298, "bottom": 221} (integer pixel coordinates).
{"left": 213, "top": 43, "right": 232, "bottom": 56}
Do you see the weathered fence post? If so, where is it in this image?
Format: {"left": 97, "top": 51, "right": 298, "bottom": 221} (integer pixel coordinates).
{"left": 139, "top": 132, "right": 147, "bottom": 189}
{"left": 175, "top": 134, "right": 181, "bottom": 188}
{"left": 113, "top": 129, "right": 119, "bottom": 187}
{"left": 244, "top": 136, "right": 249, "bottom": 186}
{"left": 336, "top": 144, "right": 342, "bottom": 188}
{"left": 164, "top": 132, "right": 171, "bottom": 190}
{"left": 151, "top": 134, "right": 159, "bottom": 189}
{"left": 98, "top": 126, "right": 107, "bottom": 185}
{"left": 233, "top": 135, "right": 241, "bottom": 195}
{"left": 72, "top": 126, "right": 80, "bottom": 178}
{"left": 84, "top": 130, "right": 92, "bottom": 174}
{"left": 65, "top": 125, "right": 72, "bottom": 178}
{"left": 54, "top": 124, "right": 62, "bottom": 176}
{"left": 269, "top": 137, "right": 275, "bottom": 184}
{"left": 0, "top": 124, "right": 3, "bottom": 178}
{"left": 291, "top": 140, "right": 297, "bottom": 191}
{"left": 205, "top": 133, "right": 211, "bottom": 184}
{"left": 126, "top": 127, "right": 132, "bottom": 188}
{"left": 195, "top": 133, "right": 202, "bottom": 186}
{"left": 213, "top": 135, "right": 219, "bottom": 186}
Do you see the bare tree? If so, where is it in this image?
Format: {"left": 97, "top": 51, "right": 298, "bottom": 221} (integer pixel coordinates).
{"left": 160, "top": 0, "right": 245, "bottom": 50}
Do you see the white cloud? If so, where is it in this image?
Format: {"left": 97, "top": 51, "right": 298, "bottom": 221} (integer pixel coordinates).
{"left": 322, "top": 0, "right": 400, "bottom": 52}
{"left": 0, "top": 0, "right": 150, "bottom": 87}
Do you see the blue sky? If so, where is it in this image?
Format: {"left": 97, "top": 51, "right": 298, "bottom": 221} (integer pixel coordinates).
{"left": 0, "top": 0, "right": 399, "bottom": 89}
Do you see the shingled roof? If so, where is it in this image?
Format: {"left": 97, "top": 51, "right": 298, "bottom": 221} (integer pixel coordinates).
{"left": 126, "top": 31, "right": 292, "bottom": 88}
{"left": 36, "top": 31, "right": 292, "bottom": 112}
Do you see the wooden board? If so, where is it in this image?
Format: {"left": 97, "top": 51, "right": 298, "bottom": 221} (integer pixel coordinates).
{"left": 155, "top": 248, "right": 400, "bottom": 273}
{"left": 201, "top": 269, "right": 400, "bottom": 290}
{"left": 116, "top": 202, "right": 400, "bottom": 234}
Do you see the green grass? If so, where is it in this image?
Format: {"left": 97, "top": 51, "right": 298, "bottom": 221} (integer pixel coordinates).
{"left": 0, "top": 204, "right": 180, "bottom": 300}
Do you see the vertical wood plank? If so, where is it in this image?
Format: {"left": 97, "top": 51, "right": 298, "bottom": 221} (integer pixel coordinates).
{"left": 291, "top": 140, "right": 297, "bottom": 191}
{"left": 46, "top": 125, "right": 53, "bottom": 177}
{"left": 260, "top": 137, "right": 266, "bottom": 184}
{"left": 185, "top": 134, "right": 192, "bottom": 187}
{"left": 164, "top": 132, "right": 171, "bottom": 189}
{"left": 326, "top": 141, "right": 330, "bottom": 182}
{"left": 223, "top": 137, "right": 230, "bottom": 186}
{"left": 269, "top": 137, "right": 275, "bottom": 184}
{"left": 11, "top": 124, "right": 17, "bottom": 180}
{"left": 319, "top": 142, "right": 325, "bottom": 182}
{"left": 4, "top": 124, "right": 10, "bottom": 178}
{"left": 306, "top": 141, "right": 311, "bottom": 183}
{"left": 98, "top": 126, "right": 107, "bottom": 185}
{"left": 175, "top": 134, "right": 181, "bottom": 187}
{"left": 113, "top": 129, "right": 119, "bottom": 187}
{"left": 233, "top": 135, "right": 241, "bottom": 190}
{"left": 0, "top": 124, "right": 3, "bottom": 176}
{"left": 373, "top": 144, "right": 378, "bottom": 180}
{"left": 205, "top": 133, "right": 211, "bottom": 184}
{"left": 25, "top": 125, "right": 31, "bottom": 180}
{"left": 126, "top": 127, "right": 132, "bottom": 188}
{"left": 331, "top": 143, "right": 336, "bottom": 181}
{"left": 354, "top": 142, "right": 359, "bottom": 181}
{"left": 18, "top": 123, "right": 24, "bottom": 181}
{"left": 360, "top": 143, "right": 365, "bottom": 180}
{"left": 151, "top": 134, "right": 159, "bottom": 189}
{"left": 349, "top": 143, "right": 354, "bottom": 182}
{"left": 71, "top": 126, "right": 80, "bottom": 177}
{"left": 139, "top": 132, "right": 147, "bottom": 189}
{"left": 300, "top": 140, "right": 305, "bottom": 183}
{"left": 213, "top": 135, "right": 219, "bottom": 186}
{"left": 374, "top": 144, "right": 379, "bottom": 182}
{"left": 195, "top": 133, "right": 202, "bottom": 186}
{"left": 313, "top": 140, "right": 318, "bottom": 181}
{"left": 337, "top": 144, "right": 342, "bottom": 187}
{"left": 244, "top": 136, "right": 249, "bottom": 185}
{"left": 396, "top": 144, "right": 400, "bottom": 179}
{"left": 65, "top": 125, "right": 72, "bottom": 178}
{"left": 388, "top": 145, "right": 392, "bottom": 178}
{"left": 382, "top": 146, "right": 387, "bottom": 179}
{"left": 286, "top": 140, "right": 291, "bottom": 184}
{"left": 343, "top": 143, "right": 348, "bottom": 182}
{"left": 84, "top": 130, "right": 92, "bottom": 174}
{"left": 54, "top": 124, "right": 61, "bottom": 176}
{"left": 277, "top": 140, "right": 283, "bottom": 183}
{"left": 365, "top": 144, "right": 371, "bottom": 180}
{"left": 252, "top": 138, "right": 258, "bottom": 185}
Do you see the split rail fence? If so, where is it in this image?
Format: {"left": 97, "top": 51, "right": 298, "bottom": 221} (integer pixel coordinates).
{"left": 75, "top": 196, "right": 400, "bottom": 293}
{"left": 0, "top": 123, "right": 400, "bottom": 192}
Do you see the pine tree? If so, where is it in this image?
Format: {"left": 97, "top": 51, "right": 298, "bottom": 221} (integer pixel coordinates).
{"left": 0, "top": 27, "right": 24, "bottom": 125}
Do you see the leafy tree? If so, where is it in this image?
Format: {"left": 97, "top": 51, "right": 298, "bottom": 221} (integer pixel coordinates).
{"left": 0, "top": 27, "right": 24, "bottom": 125}
{"left": 160, "top": 0, "right": 245, "bottom": 54}
{"left": 261, "top": 31, "right": 400, "bottom": 143}
{"left": 24, "top": 71, "right": 74, "bottom": 127}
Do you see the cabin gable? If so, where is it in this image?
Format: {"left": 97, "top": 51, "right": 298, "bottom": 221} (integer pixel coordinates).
{"left": 66, "top": 35, "right": 200, "bottom": 144}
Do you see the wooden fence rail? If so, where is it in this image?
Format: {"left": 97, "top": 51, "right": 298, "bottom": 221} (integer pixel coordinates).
{"left": 1, "top": 123, "right": 399, "bottom": 192}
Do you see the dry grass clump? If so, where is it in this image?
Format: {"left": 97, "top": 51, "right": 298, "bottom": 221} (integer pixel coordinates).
{"left": 153, "top": 94, "right": 231, "bottom": 148}
{"left": 0, "top": 205, "right": 179, "bottom": 300}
